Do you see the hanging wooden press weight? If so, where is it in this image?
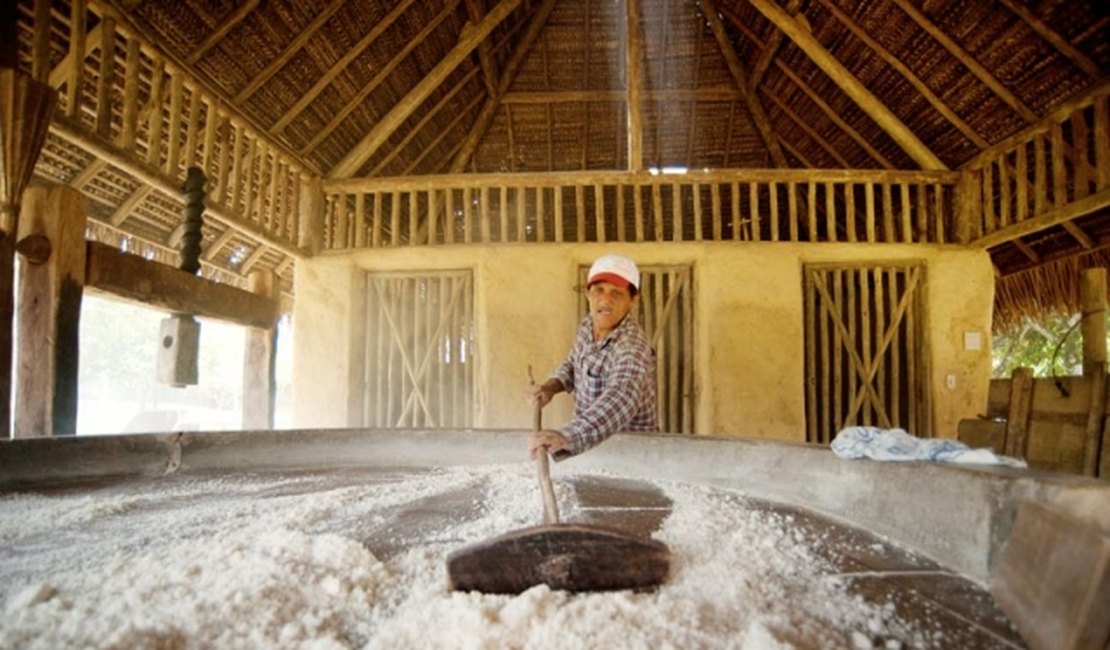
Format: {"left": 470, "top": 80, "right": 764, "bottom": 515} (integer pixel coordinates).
{"left": 157, "top": 167, "right": 206, "bottom": 387}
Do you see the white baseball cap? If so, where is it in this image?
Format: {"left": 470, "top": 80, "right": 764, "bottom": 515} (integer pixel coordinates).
{"left": 587, "top": 254, "right": 640, "bottom": 290}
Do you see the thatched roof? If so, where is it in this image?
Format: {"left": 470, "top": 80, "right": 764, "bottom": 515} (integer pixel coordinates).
{"left": 11, "top": 0, "right": 1110, "bottom": 324}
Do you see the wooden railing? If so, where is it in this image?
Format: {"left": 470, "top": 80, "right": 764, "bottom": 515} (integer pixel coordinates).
{"left": 322, "top": 170, "right": 961, "bottom": 250}
{"left": 962, "top": 82, "right": 1110, "bottom": 249}
{"left": 24, "top": 1, "right": 306, "bottom": 256}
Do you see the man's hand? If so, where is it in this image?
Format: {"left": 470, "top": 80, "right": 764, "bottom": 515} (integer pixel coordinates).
{"left": 526, "top": 378, "right": 563, "bottom": 408}
{"left": 528, "top": 429, "right": 570, "bottom": 458}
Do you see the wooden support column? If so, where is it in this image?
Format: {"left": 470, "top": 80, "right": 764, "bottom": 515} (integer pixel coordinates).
{"left": 1080, "top": 267, "right": 1107, "bottom": 378}
{"left": 298, "top": 176, "right": 324, "bottom": 255}
{"left": 625, "top": 0, "right": 645, "bottom": 171}
{"left": 242, "top": 269, "right": 279, "bottom": 430}
{"left": 1004, "top": 366, "right": 1034, "bottom": 459}
{"left": 13, "top": 185, "right": 88, "bottom": 437}
{"left": 1080, "top": 267, "right": 1108, "bottom": 478}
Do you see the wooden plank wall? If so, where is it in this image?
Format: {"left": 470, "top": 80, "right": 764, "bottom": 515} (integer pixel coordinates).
{"left": 323, "top": 170, "right": 960, "bottom": 249}
{"left": 959, "top": 375, "right": 1109, "bottom": 476}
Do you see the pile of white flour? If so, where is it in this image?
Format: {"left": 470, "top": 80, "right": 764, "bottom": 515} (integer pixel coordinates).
{"left": 0, "top": 465, "right": 940, "bottom": 648}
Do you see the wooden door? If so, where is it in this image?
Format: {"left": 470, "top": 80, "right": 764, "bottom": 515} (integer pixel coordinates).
{"left": 363, "top": 270, "right": 474, "bottom": 428}
{"left": 578, "top": 264, "right": 695, "bottom": 433}
{"left": 803, "top": 263, "right": 930, "bottom": 443}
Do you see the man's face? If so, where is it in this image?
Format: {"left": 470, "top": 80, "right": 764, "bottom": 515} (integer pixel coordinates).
{"left": 587, "top": 281, "right": 637, "bottom": 336}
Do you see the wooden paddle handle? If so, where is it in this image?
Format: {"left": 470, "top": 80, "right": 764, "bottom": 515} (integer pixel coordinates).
{"left": 534, "top": 401, "right": 560, "bottom": 524}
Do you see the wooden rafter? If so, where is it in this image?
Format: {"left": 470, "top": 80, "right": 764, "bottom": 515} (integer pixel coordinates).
{"left": 238, "top": 245, "right": 269, "bottom": 276}
{"left": 890, "top": 0, "right": 1037, "bottom": 124}
{"left": 1012, "top": 238, "right": 1041, "bottom": 264}
{"left": 502, "top": 89, "right": 744, "bottom": 103}
{"left": 234, "top": 0, "right": 347, "bottom": 104}
{"left": 626, "top": 0, "right": 645, "bottom": 171}
{"left": 109, "top": 185, "right": 153, "bottom": 226}
{"left": 747, "top": 0, "right": 947, "bottom": 170}
{"left": 814, "top": 0, "right": 988, "bottom": 149}
{"left": 465, "top": 0, "right": 500, "bottom": 96}
{"left": 771, "top": 61, "right": 894, "bottom": 168}
{"left": 999, "top": 0, "right": 1101, "bottom": 79}
{"left": 70, "top": 159, "right": 108, "bottom": 189}
{"left": 748, "top": 0, "right": 802, "bottom": 91}
{"left": 329, "top": 0, "right": 525, "bottom": 178}
{"left": 301, "top": 0, "right": 462, "bottom": 155}
{"left": 405, "top": 93, "right": 485, "bottom": 175}
{"left": 450, "top": 0, "right": 558, "bottom": 173}
{"left": 203, "top": 227, "right": 238, "bottom": 261}
{"left": 186, "top": 0, "right": 260, "bottom": 65}
{"left": 379, "top": 67, "right": 481, "bottom": 175}
{"left": 701, "top": 0, "right": 786, "bottom": 167}
{"left": 270, "top": 0, "right": 420, "bottom": 134}
{"left": 764, "top": 93, "right": 851, "bottom": 167}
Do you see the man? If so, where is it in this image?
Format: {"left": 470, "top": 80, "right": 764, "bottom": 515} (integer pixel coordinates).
{"left": 527, "top": 254, "right": 658, "bottom": 459}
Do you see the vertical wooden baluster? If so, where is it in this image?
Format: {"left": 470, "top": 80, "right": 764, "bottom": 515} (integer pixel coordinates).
{"left": 95, "top": 17, "right": 116, "bottom": 139}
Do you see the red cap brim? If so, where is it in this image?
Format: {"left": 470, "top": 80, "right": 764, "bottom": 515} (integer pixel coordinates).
{"left": 588, "top": 272, "right": 631, "bottom": 288}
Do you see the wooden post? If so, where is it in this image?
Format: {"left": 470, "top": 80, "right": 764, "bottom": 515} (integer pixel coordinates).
{"left": 298, "top": 176, "right": 324, "bottom": 255}
{"left": 14, "top": 184, "right": 88, "bottom": 437}
{"left": 1080, "top": 267, "right": 1108, "bottom": 477}
{"left": 1005, "top": 366, "right": 1034, "bottom": 459}
{"left": 242, "top": 269, "right": 279, "bottom": 430}
{"left": 1080, "top": 267, "right": 1107, "bottom": 378}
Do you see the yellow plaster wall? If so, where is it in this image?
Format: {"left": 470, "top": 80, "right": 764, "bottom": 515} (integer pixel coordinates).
{"left": 292, "top": 242, "right": 993, "bottom": 441}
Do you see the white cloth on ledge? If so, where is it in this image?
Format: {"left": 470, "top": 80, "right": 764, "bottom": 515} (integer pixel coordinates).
{"left": 831, "top": 426, "right": 1027, "bottom": 468}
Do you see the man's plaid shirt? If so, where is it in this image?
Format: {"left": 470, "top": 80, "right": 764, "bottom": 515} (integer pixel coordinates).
{"left": 551, "top": 313, "right": 658, "bottom": 457}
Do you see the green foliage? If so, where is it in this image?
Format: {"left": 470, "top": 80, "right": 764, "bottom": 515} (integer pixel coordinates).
{"left": 992, "top": 311, "right": 1110, "bottom": 378}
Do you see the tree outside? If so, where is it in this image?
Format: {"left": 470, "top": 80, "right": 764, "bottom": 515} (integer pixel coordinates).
{"left": 78, "top": 293, "right": 293, "bottom": 434}
{"left": 992, "top": 311, "right": 1110, "bottom": 379}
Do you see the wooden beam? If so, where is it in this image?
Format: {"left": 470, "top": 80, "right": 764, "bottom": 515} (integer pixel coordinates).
{"left": 302, "top": 0, "right": 462, "bottom": 155}
{"left": 701, "top": 0, "right": 786, "bottom": 167}
{"left": 14, "top": 185, "right": 88, "bottom": 437}
{"left": 329, "top": 0, "right": 524, "bottom": 178}
{"left": 813, "top": 0, "right": 988, "bottom": 149}
{"left": 625, "top": 0, "right": 645, "bottom": 171}
{"left": 450, "top": 0, "right": 558, "bottom": 173}
{"left": 975, "top": 187, "right": 1110, "bottom": 249}
{"left": 270, "top": 0, "right": 420, "bottom": 134}
{"left": 70, "top": 159, "right": 108, "bottom": 189}
{"left": 728, "top": 8, "right": 893, "bottom": 167}
{"left": 502, "top": 88, "right": 744, "bottom": 103}
{"left": 378, "top": 67, "right": 481, "bottom": 175}
{"left": 1064, "top": 221, "right": 1095, "bottom": 249}
{"left": 49, "top": 115, "right": 309, "bottom": 259}
{"left": 203, "top": 227, "right": 238, "bottom": 262}
{"left": 748, "top": 0, "right": 802, "bottom": 90}
{"left": 1012, "top": 238, "right": 1041, "bottom": 264}
{"left": 234, "top": 0, "right": 347, "bottom": 103}
{"left": 1001, "top": 0, "right": 1102, "bottom": 80}
{"left": 890, "top": 0, "right": 1037, "bottom": 123}
{"left": 764, "top": 92, "right": 852, "bottom": 166}
{"left": 186, "top": 0, "right": 261, "bottom": 65}
{"left": 85, "top": 242, "right": 279, "bottom": 329}
{"left": 465, "top": 0, "right": 500, "bottom": 96}
{"left": 746, "top": 0, "right": 946, "bottom": 170}
{"left": 109, "top": 185, "right": 154, "bottom": 227}
{"left": 325, "top": 168, "right": 959, "bottom": 194}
